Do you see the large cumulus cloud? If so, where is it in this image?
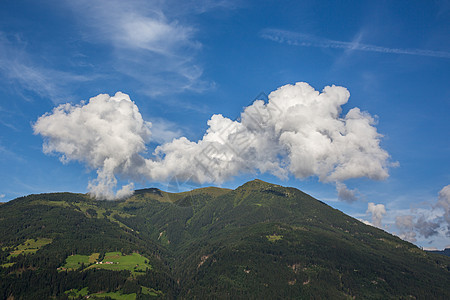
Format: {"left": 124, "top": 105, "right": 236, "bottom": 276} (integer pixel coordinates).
{"left": 34, "top": 92, "right": 151, "bottom": 199}
{"left": 34, "top": 82, "right": 394, "bottom": 199}
{"left": 147, "top": 82, "right": 392, "bottom": 184}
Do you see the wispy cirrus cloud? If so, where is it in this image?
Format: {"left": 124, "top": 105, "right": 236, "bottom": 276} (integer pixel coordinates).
{"left": 68, "top": 0, "right": 199, "bottom": 54}
{"left": 260, "top": 28, "right": 450, "bottom": 59}
{"left": 1, "top": 0, "right": 223, "bottom": 104}
{"left": 64, "top": 0, "right": 213, "bottom": 96}
{"left": 0, "top": 143, "right": 24, "bottom": 162}
{"left": 0, "top": 33, "right": 91, "bottom": 104}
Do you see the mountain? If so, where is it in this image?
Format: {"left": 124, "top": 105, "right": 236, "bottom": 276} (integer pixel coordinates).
{"left": 426, "top": 248, "right": 450, "bottom": 257}
{"left": 1, "top": 180, "right": 449, "bottom": 299}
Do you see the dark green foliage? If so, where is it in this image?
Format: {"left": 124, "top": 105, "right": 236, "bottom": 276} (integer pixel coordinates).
{"left": 1, "top": 180, "right": 449, "bottom": 299}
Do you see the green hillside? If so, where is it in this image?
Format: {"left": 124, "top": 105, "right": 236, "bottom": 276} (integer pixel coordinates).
{"left": 1, "top": 180, "right": 449, "bottom": 299}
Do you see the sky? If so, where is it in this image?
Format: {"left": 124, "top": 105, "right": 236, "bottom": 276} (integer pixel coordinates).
{"left": 0, "top": 0, "right": 449, "bottom": 249}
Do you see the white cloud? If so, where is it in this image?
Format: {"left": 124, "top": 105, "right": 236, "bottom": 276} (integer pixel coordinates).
{"left": 260, "top": 28, "right": 450, "bottom": 59}
{"left": 437, "top": 185, "right": 450, "bottom": 228}
{"left": 336, "top": 182, "right": 358, "bottom": 203}
{"left": 35, "top": 82, "right": 395, "bottom": 199}
{"left": 163, "top": 0, "right": 239, "bottom": 14}
{"left": 396, "top": 215, "right": 415, "bottom": 230}
{"left": 148, "top": 118, "right": 183, "bottom": 144}
{"left": 358, "top": 218, "right": 373, "bottom": 226}
{"left": 394, "top": 184, "right": 450, "bottom": 243}
{"left": 422, "top": 246, "right": 438, "bottom": 251}
{"left": 0, "top": 33, "right": 91, "bottom": 104}
{"left": 396, "top": 215, "right": 417, "bottom": 242}
{"left": 64, "top": 0, "right": 211, "bottom": 96}
{"left": 414, "top": 216, "right": 440, "bottom": 238}
{"left": 33, "top": 92, "right": 151, "bottom": 199}
{"left": 396, "top": 213, "right": 440, "bottom": 241}
{"left": 118, "top": 13, "right": 197, "bottom": 53}
{"left": 366, "top": 202, "right": 386, "bottom": 228}
{"left": 149, "top": 82, "right": 392, "bottom": 184}
{"left": 1, "top": 0, "right": 216, "bottom": 104}
{"left": 68, "top": 0, "right": 198, "bottom": 55}
{"left": 398, "top": 231, "right": 417, "bottom": 243}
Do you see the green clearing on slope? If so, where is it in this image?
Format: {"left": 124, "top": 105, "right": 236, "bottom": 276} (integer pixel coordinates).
{"left": 61, "top": 254, "right": 91, "bottom": 270}
{"left": 65, "top": 288, "right": 136, "bottom": 300}
{"left": 64, "top": 287, "right": 89, "bottom": 298}
{"left": 91, "top": 290, "right": 137, "bottom": 300}
{"left": 7, "top": 238, "right": 52, "bottom": 258}
{"left": 266, "top": 234, "right": 283, "bottom": 242}
{"left": 87, "top": 252, "right": 152, "bottom": 275}
{"left": 1, "top": 238, "right": 52, "bottom": 269}
{"left": 59, "top": 251, "right": 152, "bottom": 275}
{"left": 141, "top": 286, "right": 163, "bottom": 296}
{"left": 89, "top": 252, "right": 100, "bottom": 263}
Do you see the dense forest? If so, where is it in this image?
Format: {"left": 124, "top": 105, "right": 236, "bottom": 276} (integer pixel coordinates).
{"left": 1, "top": 180, "right": 449, "bottom": 299}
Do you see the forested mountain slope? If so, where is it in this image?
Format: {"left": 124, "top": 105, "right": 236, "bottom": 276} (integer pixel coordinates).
{"left": 1, "top": 180, "right": 449, "bottom": 299}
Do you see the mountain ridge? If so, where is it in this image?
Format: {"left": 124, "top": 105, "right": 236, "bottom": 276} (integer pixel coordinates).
{"left": 1, "top": 180, "right": 449, "bottom": 299}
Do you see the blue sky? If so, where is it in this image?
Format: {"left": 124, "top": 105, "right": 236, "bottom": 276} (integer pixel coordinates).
{"left": 0, "top": 0, "right": 449, "bottom": 249}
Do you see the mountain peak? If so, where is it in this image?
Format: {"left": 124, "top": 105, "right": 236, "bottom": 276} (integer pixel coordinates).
{"left": 237, "top": 179, "right": 280, "bottom": 190}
